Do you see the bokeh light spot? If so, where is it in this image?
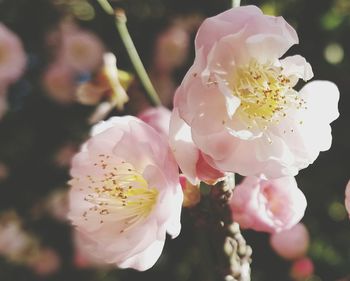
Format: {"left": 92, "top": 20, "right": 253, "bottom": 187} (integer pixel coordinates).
{"left": 328, "top": 201, "right": 347, "bottom": 221}
{"left": 324, "top": 43, "right": 344, "bottom": 64}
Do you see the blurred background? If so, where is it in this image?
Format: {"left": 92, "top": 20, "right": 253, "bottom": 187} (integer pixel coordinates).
{"left": 0, "top": 0, "right": 349, "bottom": 280}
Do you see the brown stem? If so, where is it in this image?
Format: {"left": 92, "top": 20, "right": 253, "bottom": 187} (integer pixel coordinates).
{"left": 209, "top": 179, "right": 252, "bottom": 281}
{"left": 192, "top": 178, "right": 252, "bottom": 281}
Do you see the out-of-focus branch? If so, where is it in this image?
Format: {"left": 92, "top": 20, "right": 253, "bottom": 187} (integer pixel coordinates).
{"left": 97, "top": 0, "right": 162, "bottom": 107}
{"left": 210, "top": 176, "right": 252, "bottom": 281}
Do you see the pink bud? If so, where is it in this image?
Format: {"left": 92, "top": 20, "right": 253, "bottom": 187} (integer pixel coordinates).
{"left": 270, "top": 223, "right": 310, "bottom": 260}
{"left": 290, "top": 257, "right": 314, "bottom": 280}
{"left": 230, "top": 176, "right": 307, "bottom": 233}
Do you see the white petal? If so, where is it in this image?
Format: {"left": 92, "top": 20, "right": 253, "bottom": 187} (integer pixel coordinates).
{"left": 280, "top": 55, "right": 313, "bottom": 84}
{"left": 117, "top": 239, "right": 165, "bottom": 271}
{"left": 169, "top": 109, "right": 199, "bottom": 185}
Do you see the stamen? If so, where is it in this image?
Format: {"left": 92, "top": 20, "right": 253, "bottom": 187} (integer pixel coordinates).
{"left": 79, "top": 158, "right": 158, "bottom": 233}
{"left": 231, "top": 59, "right": 306, "bottom": 131}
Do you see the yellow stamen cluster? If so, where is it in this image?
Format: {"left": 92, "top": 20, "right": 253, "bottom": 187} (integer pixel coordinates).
{"left": 232, "top": 59, "right": 306, "bottom": 129}
{"left": 77, "top": 154, "right": 158, "bottom": 232}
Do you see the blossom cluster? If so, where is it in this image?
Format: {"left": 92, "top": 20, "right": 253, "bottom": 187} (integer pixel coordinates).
{"left": 0, "top": 1, "right": 346, "bottom": 279}
{"left": 59, "top": 6, "right": 339, "bottom": 270}
{"left": 63, "top": 5, "right": 341, "bottom": 271}
{"left": 0, "top": 4, "right": 337, "bottom": 274}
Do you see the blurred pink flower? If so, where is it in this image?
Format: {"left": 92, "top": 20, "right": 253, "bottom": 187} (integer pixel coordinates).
{"left": 43, "top": 63, "right": 76, "bottom": 104}
{"left": 345, "top": 180, "right": 350, "bottom": 218}
{"left": 270, "top": 223, "right": 310, "bottom": 259}
{"left": 0, "top": 23, "right": 26, "bottom": 86}
{"left": 153, "top": 25, "right": 190, "bottom": 73}
{"left": 230, "top": 176, "right": 306, "bottom": 233}
{"left": 68, "top": 116, "right": 183, "bottom": 271}
{"left": 45, "top": 189, "right": 69, "bottom": 221}
{"left": 169, "top": 108, "right": 225, "bottom": 185}
{"left": 138, "top": 106, "right": 171, "bottom": 138}
{"left": 290, "top": 257, "right": 314, "bottom": 280}
{"left": 29, "top": 248, "right": 60, "bottom": 276}
{"left": 61, "top": 29, "right": 104, "bottom": 73}
{"left": 0, "top": 219, "right": 31, "bottom": 261}
{"left": 172, "top": 6, "right": 339, "bottom": 179}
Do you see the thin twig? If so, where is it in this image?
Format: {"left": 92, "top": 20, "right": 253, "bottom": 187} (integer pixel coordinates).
{"left": 97, "top": 0, "right": 161, "bottom": 107}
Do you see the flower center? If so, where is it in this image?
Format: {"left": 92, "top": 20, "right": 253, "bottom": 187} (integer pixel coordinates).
{"left": 80, "top": 154, "right": 158, "bottom": 232}
{"left": 232, "top": 59, "right": 306, "bottom": 129}
{"left": 261, "top": 185, "right": 284, "bottom": 216}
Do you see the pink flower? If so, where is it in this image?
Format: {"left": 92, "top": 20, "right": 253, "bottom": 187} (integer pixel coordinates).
{"left": 345, "top": 180, "right": 350, "bottom": 218}
{"left": 169, "top": 108, "right": 225, "bottom": 185}
{"left": 0, "top": 218, "right": 31, "bottom": 260}
{"left": 171, "top": 6, "right": 339, "bottom": 179}
{"left": 61, "top": 29, "right": 104, "bottom": 72}
{"left": 230, "top": 176, "right": 306, "bottom": 233}
{"left": 68, "top": 116, "right": 183, "bottom": 271}
{"left": 270, "top": 223, "right": 310, "bottom": 259}
{"left": 290, "top": 257, "right": 314, "bottom": 280}
{"left": 138, "top": 106, "right": 171, "bottom": 138}
{"left": 0, "top": 23, "right": 26, "bottom": 85}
